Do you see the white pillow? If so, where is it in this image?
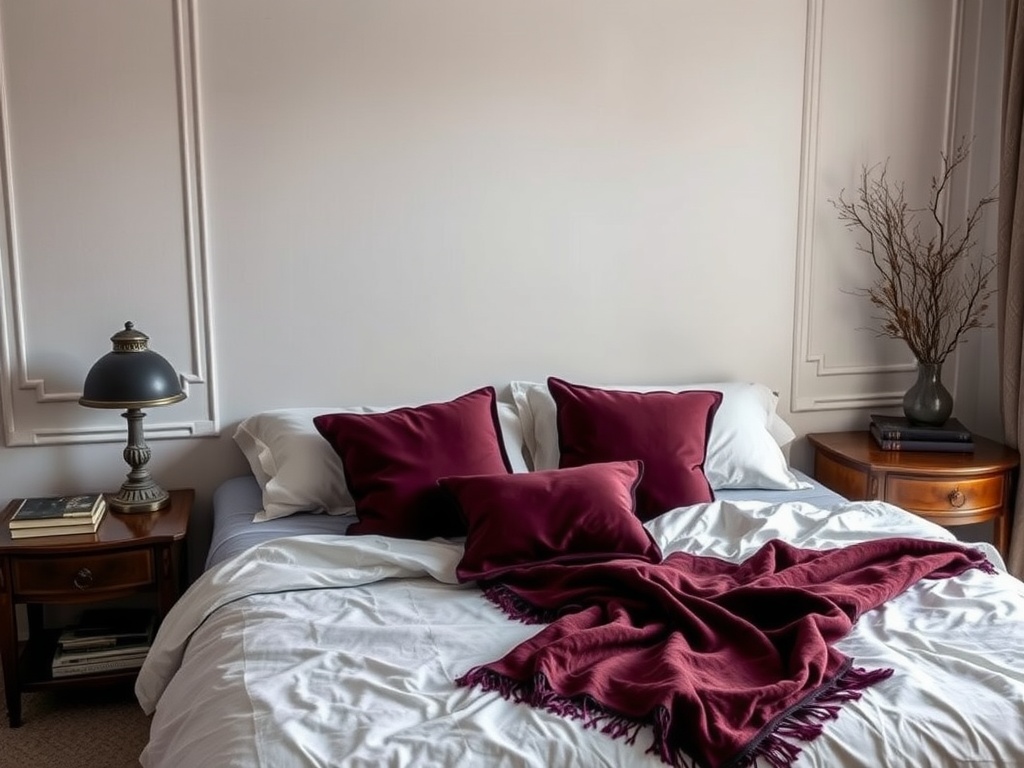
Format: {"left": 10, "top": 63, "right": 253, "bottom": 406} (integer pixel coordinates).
{"left": 508, "top": 380, "right": 808, "bottom": 491}
{"left": 234, "top": 401, "right": 530, "bottom": 522}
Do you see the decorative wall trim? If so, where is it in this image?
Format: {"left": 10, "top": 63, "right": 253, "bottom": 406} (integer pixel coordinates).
{"left": 169, "top": 0, "right": 219, "bottom": 440}
{"left": 790, "top": 0, "right": 964, "bottom": 412}
{"left": 790, "top": 0, "right": 825, "bottom": 399}
{"left": 0, "top": 0, "right": 217, "bottom": 445}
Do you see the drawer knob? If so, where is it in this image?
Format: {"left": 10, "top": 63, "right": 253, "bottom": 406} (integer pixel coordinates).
{"left": 948, "top": 488, "right": 966, "bottom": 508}
{"left": 73, "top": 567, "right": 94, "bottom": 590}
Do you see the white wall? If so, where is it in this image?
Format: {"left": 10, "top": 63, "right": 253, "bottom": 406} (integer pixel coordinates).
{"left": 0, "top": 0, "right": 1004, "bottom": 572}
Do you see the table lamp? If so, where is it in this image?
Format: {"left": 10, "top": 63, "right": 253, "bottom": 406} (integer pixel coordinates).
{"left": 79, "top": 322, "right": 186, "bottom": 513}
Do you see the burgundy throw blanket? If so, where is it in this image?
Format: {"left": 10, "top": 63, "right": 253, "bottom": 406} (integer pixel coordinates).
{"left": 457, "top": 538, "right": 992, "bottom": 768}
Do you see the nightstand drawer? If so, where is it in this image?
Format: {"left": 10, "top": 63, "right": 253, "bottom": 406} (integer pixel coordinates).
{"left": 11, "top": 550, "right": 154, "bottom": 598}
{"left": 885, "top": 475, "right": 1004, "bottom": 514}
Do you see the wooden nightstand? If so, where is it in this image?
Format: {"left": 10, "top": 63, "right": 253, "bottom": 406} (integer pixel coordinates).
{"left": 0, "top": 488, "right": 192, "bottom": 727}
{"left": 807, "top": 432, "right": 1018, "bottom": 558}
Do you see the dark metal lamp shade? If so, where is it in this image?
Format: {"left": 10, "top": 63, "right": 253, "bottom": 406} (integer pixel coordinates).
{"left": 79, "top": 322, "right": 186, "bottom": 513}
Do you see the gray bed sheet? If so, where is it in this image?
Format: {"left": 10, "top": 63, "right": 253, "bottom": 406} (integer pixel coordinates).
{"left": 205, "top": 476, "right": 357, "bottom": 570}
{"left": 205, "top": 470, "right": 848, "bottom": 570}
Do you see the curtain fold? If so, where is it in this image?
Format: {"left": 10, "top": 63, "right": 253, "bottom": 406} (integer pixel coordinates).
{"left": 999, "top": 0, "right": 1024, "bottom": 578}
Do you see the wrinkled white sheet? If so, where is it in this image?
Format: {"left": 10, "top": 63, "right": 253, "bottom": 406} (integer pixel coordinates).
{"left": 137, "top": 500, "right": 1024, "bottom": 767}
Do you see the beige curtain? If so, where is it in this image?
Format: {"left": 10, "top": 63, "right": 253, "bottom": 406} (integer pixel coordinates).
{"left": 1001, "top": 0, "right": 1024, "bottom": 578}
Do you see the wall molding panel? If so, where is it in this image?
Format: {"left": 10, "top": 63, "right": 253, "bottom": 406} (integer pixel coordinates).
{"left": 0, "top": 0, "right": 216, "bottom": 445}
{"left": 790, "top": 0, "right": 966, "bottom": 412}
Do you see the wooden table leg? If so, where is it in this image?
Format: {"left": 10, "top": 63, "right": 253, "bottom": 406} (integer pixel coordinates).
{"left": 995, "top": 509, "right": 1009, "bottom": 562}
{"left": 0, "top": 562, "right": 22, "bottom": 727}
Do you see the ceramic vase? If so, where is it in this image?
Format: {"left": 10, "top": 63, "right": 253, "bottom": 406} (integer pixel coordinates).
{"left": 902, "top": 362, "right": 953, "bottom": 426}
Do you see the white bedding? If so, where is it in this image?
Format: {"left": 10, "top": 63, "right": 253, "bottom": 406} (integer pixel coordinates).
{"left": 137, "top": 499, "right": 1024, "bottom": 767}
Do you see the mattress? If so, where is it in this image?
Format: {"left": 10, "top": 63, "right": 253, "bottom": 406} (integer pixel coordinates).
{"left": 204, "top": 470, "right": 847, "bottom": 570}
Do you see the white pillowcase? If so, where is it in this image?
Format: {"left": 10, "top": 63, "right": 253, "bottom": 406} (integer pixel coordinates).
{"left": 234, "top": 402, "right": 530, "bottom": 522}
{"left": 509, "top": 380, "right": 808, "bottom": 491}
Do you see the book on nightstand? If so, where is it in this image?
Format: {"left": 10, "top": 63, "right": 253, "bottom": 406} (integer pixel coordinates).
{"left": 51, "top": 609, "right": 155, "bottom": 677}
{"left": 868, "top": 414, "right": 973, "bottom": 442}
{"left": 8, "top": 497, "right": 106, "bottom": 538}
{"left": 869, "top": 423, "right": 975, "bottom": 453}
{"left": 51, "top": 652, "right": 148, "bottom": 678}
{"left": 58, "top": 608, "right": 155, "bottom": 646}
{"left": 8, "top": 494, "right": 105, "bottom": 525}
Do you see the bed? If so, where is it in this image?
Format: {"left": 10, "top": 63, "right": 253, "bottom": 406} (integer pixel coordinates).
{"left": 135, "top": 380, "right": 1024, "bottom": 768}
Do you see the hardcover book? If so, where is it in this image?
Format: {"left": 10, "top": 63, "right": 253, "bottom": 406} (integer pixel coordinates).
{"left": 8, "top": 494, "right": 106, "bottom": 528}
{"left": 58, "top": 632, "right": 150, "bottom": 651}
{"left": 52, "top": 643, "right": 151, "bottom": 666}
{"left": 8, "top": 504, "right": 106, "bottom": 538}
{"left": 869, "top": 414, "right": 972, "bottom": 442}
{"left": 870, "top": 423, "right": 975, "bottom": 453}
{"left": 50, "top": 654, "right": 146, "bottom": 678}
{"left": 60, "top": 608, "right": 156, "bottom": 645}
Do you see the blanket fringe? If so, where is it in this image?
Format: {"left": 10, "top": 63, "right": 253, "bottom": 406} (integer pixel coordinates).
{"left": 481, "top": 583, "right": 560, "bottom": 624}
{"left": 978, "top": 557, "right": 998, "bottom": 575}
{"left": 727, "top": 664, "right": 895, "bottom": 768}
{"left": 459, "top": 662, "right": 893, "bottom": 768}
{"left": 458, "top": 668, "right": 697, "bottom": 768}
{"left": 650, "top": 705, "right": 699, "bottom": 768}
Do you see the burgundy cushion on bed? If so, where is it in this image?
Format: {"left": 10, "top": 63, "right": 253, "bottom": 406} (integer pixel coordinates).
{"left": 313, "top": 387, "right": 512, "bottom": 539}
{"left": 441, "top": 460, "right": 661, "bottom": 582}
{"left": 548, "top": 377, "right": 721, "bottom": 520}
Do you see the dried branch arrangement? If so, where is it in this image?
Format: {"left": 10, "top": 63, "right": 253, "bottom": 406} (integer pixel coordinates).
{"left": 832, "top": 140, "right": 996, "bottom": 365}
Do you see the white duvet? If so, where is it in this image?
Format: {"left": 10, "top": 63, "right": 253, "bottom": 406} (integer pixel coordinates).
{"left": 137, "top": 499, "right": 1024, "bottom": 767}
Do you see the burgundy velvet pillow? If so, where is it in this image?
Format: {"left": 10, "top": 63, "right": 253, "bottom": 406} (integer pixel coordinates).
{"left": 548, "top": 377, "right": 722, "bottom": 520}
{"left": 313, "top": 387, "right": 512, "bottom": 539}
{"left": 441, "top": 460, "right": 662, "bottom": 582}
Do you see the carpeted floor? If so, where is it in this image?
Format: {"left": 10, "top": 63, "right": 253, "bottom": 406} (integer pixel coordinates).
{"left": 0, "top": 677, "right": 149, "bottom": 768}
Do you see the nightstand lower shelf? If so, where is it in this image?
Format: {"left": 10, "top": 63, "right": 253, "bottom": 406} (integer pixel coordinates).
{"left": 15, "top": 626, "right": 145, "bottom": 693}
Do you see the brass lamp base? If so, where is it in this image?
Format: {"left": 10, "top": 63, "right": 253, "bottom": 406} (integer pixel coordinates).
{"left": 109, "top": 407, "right": 171, "bottom": 514}
{"left": 109, "top": 482, "right": 171, "bottom": 513}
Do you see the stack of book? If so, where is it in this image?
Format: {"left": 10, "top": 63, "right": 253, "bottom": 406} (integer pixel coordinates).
{"left": 51, "top": 608, "right": 155, "bottom": 678}
{"left": 7, "top": 494, "right": 107, "bottom": 539}
{"left": 869, "top": 414, "right": 975, "bottom": 453}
